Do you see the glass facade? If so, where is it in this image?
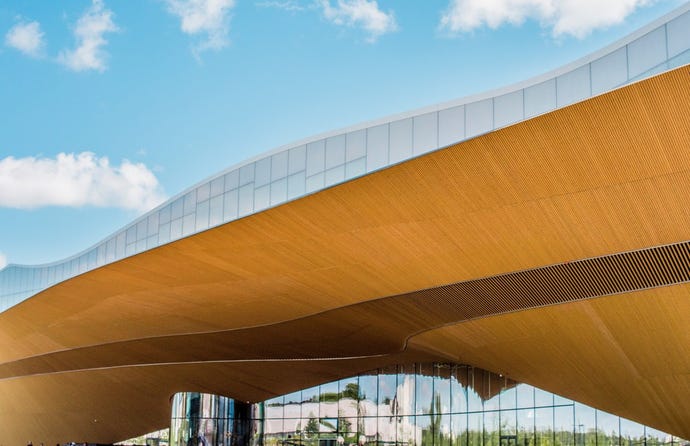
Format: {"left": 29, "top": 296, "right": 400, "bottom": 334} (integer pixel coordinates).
{"left": 3, "top": 3, "right": 690, "bottom": 313}
{"left": 170, "top": 364, "right": 686, "bottom": 446}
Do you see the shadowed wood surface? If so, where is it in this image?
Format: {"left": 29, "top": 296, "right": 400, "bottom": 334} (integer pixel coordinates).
{"left": 2, "top": 66, "right": 690, "bottom": 444}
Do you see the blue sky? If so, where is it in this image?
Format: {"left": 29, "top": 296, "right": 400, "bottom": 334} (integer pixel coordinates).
{"left": 0, "top": 0, "right": 685, "bottom": 267}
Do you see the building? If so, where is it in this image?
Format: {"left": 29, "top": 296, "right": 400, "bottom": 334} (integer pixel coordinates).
{"left": 2, "top": 4, "right": 690, "bottom": 445}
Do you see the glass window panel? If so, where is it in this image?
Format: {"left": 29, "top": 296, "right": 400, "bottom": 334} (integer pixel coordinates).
{"left": 287, "top": 171, "right": 306, "bottom": 200}
{"left": 574, "top": 403, "right": 596, "bottom": 446}
{"left": 518, "top": 408, "right": 535, "bottom": 446}
{"left": 452, "top": 412, "right": 468, "bottom": 446}
{"left": 339, "top": 416, "right": 358, "bottom": 443}
{"left": 389, "top": 118, "right": 413, "bottom": 164}
{"left": 320, "top": 381, "right": 339, "bottom": 418}
{"left": 534, "top": 388, "right": 553, "bottom": 407}
{"left": 465, "top": 99, "right": 493, "bottom": 138}
{"left": 223, "top": 188, "right": 239, "bottom": 220}
{"left": 501, "top": 409, "right": 517, "bottom": 436}
{"left": 126, "top": 242, "right": 136, "bottom": 256}
{"left": 209, "top": 195, "right": 223, "bottom": 226}
{"left": 239, "top": 163, "right": 255, "bottom": 186}
{"left": 366, "top": 124, "right": 389, "bottom": 172}
{"left": 628, "top": 28, "right": 666, "bottom": 79}
{"left": 500, "top": 380, "right": 516, "bottom": 410}
{"left": 396, "top": 415, "right": 417, "bottom": 446}
{"left": 271, "top": 151, "right": 289, "bottom": 181}
{"left": 361, "top": 416, "right": 378, "bottom": 438}
{"left": 416, "top": 363, "right": 435, "bottom": 415}
{"left": 535, "top": 407, "right": 554, "bottom": 446}
{"left": 306, "top": 172, "right": 325, "bottom": 193}
{"left": 146, "top": 234, "right": 157, "bottom": 249}
{"left": 254, "top": 184, "right": 270, "bottom": 211}
{"left": 359, "top": 373, "right": 378, "bottom": 417}
{"left": 516, "top": 384, "right": 534, "bottom": 409}
{"left": 195, "top": 200, "right": 210, "bottom": 231}
{"left": 306, "top": 140, "right": 326, "bottom": 176}
{"left": 346, "top": 129, "right": 366, "bottom": 162}
{"left": 320, "top": 417, "right": 338, "bottom": 434}
{"left": 264, "top": 396, "right": 284, "bottom": 419}
{"left": 270, "top": 178, "right": 288, "bottom": 206}
{"left": 210, "top": 176, "right": 225, "bottom": 197}
{"left": 238, "top": 184, "right": 254, "bottom": 216}
{"left": 494, "top": 90, "right": 523, "bottom": 128}
{"left": 147, "top": 212, "right": 159, "bottom": 237}
{"left": 438, "top": 105, "right": 465, "bottom": 147}
{"left": 417, "top": 412, "right": 433, "bottom": 446}
{"left": 288, "top": 145, "right": 306, "bottom": 175}
{"left": 397, "top": 365, "right": 416, "bottom": 416}
{"left": 591, "top": 47, "right": 628, "bottom": 96}
{"left": 451, "top": 365, "right": 468, "bottom": 414}
{"left": 345, "top": 157, "right": 366, "bottom": 179}
{"left": 554, "top": 406, "right": 574, "bottom": 446}
{"left": 620, "top": 418, "right": 645, "bottom": 446}
{"left": 378, "top": 366, "right": 398, "bottom": 418}
{"left": 159, "top": 204, "right": 171, "bottom": 224}
{"left": 667, "top": 11, "right": 690, "bottom": 58}
{"left": 183, "top": 190, "right": 197, "bottom": 215}
{"left": 524, "top": 79, "right": 556, "bottom": 118}
{"left": 339, "top": 376, "right": 359, "bottom": 418}
{"left": 116, "top": 232, "right": 126, "bottom": 258}
{"left": 264, "top": 418, "right": 284, "bottom": 441}
{"left": 255, "top": 157, "right": 271, "bottom": 187}
{"left": 482, "top": 370, "right": 500, "bottom": 412}
{"left": 378, "top": 413, "right": 397, "bottom": 445}
{"left": 225, "top": 169, "right": 240, "bottom": 191}
{"left": 468, "top": 412, "right": 483, "bottom": 446}
{"left": 556, "top": 64, "right": 591, "bottom": 107}
{"left": 467, "top": 367, "right": 483, "bottom": 413}
{"left": 126, "top": 225, "right": 137, "bottom": 244}
{"left": 413, "top": 112, "right": 438, "bottom": 155}
{"left": 171, "top": 196, "right": 184, "bottom": 220}
{"left": 435, "top": 363, "right": 452, "bottom": 415}
{"left": 324, "top": 165, "right": 345, "bottom": 187}
{"left": 284, "top": 391, "right": 302, "bottom": 419}
{"left": 325, "top": 134, "right": 346, "bottom": 169}
{"left": 197, "top": 182, "right": 211, "bottom": 202}
{"left": 596, "top": 410, "right": 619, "bottom": 446}
{"left": 170, "top": 217, "right": 183, "bottom": 240}
{"left": 137, "top": 218, "right": 148, "bottom": 240}
{"left": 646, "top": 427, "right": 671, "bottom": 446}
{"left": 182, "top": 213, "right": 195, "bottom": 236}
{"left": 283, "top": 419, "right": 302, "bottom": 439}
{"left": 485, "top": 410, "right": 500, "bottom": 446}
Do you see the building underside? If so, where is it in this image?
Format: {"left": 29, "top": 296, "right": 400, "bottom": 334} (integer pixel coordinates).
{"left": 1, "top": 64, "right": 690, "bottom": 444}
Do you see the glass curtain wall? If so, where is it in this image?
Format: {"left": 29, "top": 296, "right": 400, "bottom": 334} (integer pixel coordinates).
{"left": 170, "top": 364, "right": 686, "bottom": 446}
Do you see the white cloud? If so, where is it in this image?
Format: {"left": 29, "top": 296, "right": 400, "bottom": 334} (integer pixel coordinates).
{"left": 0, "top": 152, "right": 166, "bottom": 213}
{"left": 256, "top": 0, "right": 306, "bottom": 11}
{"left": 165, "top": 0, "right": 236, "bottom": 54}
{"left": 319, "top": 0, "right": 398, "bottom": 42}
{"left": 440, "top": 0, "right": 656, "bottom": 38}
{"left": 0, "top": 253, "right": 6, "bottom": 270}
{"left": 57, "top": 0, "right": 118, "bottom": 72}
{"left": 5, "top": 21, "right": 45, "bottom": 57}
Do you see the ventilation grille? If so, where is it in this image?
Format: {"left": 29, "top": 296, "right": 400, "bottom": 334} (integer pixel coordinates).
{"left": 401, "top": 240, "right": 690, "bottom": 323}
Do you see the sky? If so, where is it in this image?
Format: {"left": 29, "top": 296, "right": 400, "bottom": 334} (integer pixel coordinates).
{"left": 0, "top": 0, "right": 686, "bottom": 268}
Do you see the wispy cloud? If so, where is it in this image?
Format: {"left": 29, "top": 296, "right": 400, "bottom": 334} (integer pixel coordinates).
{"left": 57, "top": 0, "right": 118, "bottom": 72}
{"left": 165, "top": 0, "right": 236, "bottom": 56}
{"left": 256, "top": 0, "right": 306, "bottom": 11}
{"left": 439, "top": 0, "right": 656, "bottom": 39}
{"left": 0, "top": 152, "right": 166, "bottom": 213}
{"left": 0, "top": 252, "right": 6, "bottom": 270}
{"left": 319, "top": 0, "right": 398, "bottom": 42}
{"left": 5, "top": 20, "right": 45, "bottom": 57}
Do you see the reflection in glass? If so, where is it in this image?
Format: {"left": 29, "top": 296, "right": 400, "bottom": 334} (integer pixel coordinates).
{"left": 169, "top": 364, "right": 686, "bottom": 446}
{"left": 517, "top": 408, "right": 535, "bottom": 446}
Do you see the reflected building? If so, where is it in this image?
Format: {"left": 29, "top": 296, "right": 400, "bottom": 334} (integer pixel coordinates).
{"left": 170, "top": 364, "right": 684, "bottom": 446}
